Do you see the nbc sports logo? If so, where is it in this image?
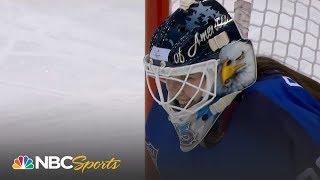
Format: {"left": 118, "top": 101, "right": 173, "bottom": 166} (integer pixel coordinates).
{"left": 11, "top": 154, "right": 121, "bottom": 172}
{"left": 12, "top": 155, "right": 34, "bottom": 170}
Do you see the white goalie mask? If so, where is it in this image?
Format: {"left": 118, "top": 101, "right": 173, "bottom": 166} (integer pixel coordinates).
{"left": 145, "top": 40, "right": 257, "bottom": 152}
{"left": 144, "top": 0, "right": 257, "bottom": 152}
{"left": 145, "top": 56, "right": 217, "bottom": 120}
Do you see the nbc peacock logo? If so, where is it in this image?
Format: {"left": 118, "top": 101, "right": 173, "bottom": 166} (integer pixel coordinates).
{"left": 12, "top": 155, "right": 34, "bottom": 170}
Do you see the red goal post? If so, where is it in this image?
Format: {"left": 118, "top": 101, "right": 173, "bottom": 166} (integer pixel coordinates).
{"left": 145, "top": 0, "right": 169, "bottom": 121}
{"left": 145, "top": 1, "right": 169, "bottom": 179}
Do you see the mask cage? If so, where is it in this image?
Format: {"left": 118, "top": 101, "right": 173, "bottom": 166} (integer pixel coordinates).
{"left": 144, "top": 55, "right": 218, "bottom": 120}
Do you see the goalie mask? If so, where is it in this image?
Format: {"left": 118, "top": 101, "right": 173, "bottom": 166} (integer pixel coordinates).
{"left": 144, "top": 0, "right": 257, "bottom": 152}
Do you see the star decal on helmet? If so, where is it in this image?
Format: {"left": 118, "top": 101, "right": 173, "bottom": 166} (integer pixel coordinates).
{"left": 186, "top": 2, "right": 221, "bottom": 30}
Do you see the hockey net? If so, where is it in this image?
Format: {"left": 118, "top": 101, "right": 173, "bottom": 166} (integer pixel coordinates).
{"left": 170, "top": 0, "right": 320, "bottom": 83}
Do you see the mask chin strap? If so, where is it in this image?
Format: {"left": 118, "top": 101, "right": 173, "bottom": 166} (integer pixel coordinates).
{"left": 209, "top": 91, "right": 241, "bottom": 113}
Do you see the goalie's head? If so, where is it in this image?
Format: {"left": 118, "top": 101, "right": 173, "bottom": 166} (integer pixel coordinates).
{"left": 144, "top": 0, "right": 257, "bottom": 152}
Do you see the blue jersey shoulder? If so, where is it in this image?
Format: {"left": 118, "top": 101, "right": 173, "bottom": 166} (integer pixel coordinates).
{"left": 145, "top": 73, "right": 320, "bottom": 179}
{"left": 245, "top": 73, "right": 320, "bottom": 144}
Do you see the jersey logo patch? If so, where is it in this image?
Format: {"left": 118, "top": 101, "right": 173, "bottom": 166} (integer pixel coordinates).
{"left": 282, "top": 76, "right": 302, "bottom": 88}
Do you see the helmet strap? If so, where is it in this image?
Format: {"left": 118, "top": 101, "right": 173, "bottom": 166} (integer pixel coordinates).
{"left": 209, "top": 91, "right": 241, "bottom": 113}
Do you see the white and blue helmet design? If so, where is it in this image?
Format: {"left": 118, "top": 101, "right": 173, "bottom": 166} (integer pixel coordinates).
{"left": 144, "top": 0, "right": 257, "bottom": 152}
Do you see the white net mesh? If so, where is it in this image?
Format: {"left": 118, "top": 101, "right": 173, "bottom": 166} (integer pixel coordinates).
{"left": 170, "top": 0, "right": 320, "bottom": 83}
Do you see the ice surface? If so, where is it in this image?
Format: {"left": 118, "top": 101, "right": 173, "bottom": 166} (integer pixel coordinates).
{"left": 0, "top": 0, "right": 145, "bottom": 171}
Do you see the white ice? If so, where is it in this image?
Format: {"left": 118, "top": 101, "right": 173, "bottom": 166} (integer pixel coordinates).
{"left": 0, "top": 0, "right": 145, "bottom": 169}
